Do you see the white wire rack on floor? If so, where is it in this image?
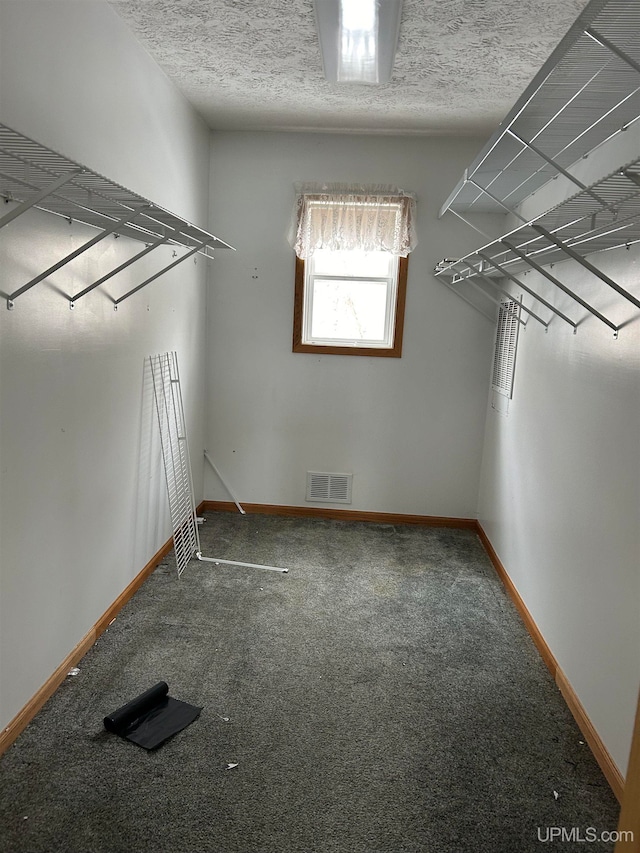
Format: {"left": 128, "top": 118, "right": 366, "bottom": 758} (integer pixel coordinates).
{"left": 149, "top": 351, "right": 287, "bottom": 576}
{"left": 149, "top": 351, "right": 200, "bottom": 576}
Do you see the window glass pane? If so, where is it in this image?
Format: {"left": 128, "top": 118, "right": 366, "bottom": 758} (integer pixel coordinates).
{"left": 312, "top": 249, "right": 393, "bottom": 278}
{"left": 310, "top": 279, "right": 389, "bottom": 341}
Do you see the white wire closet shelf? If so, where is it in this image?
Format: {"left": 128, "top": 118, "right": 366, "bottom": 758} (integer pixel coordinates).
{"left": 435, "top": 0, "right": 640, "bottom": 337}
{"left": 439, "top": 0, "right": 640, "bottom": 218}
{"left": 436, "top": 156, "right": 640, "bottom": 335}
{"left": 0, "top": 123, "right": 234, "bottom": 308}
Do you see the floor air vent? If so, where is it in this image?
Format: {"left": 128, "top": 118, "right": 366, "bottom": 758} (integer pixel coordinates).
{"left": 306, "top": 471, "right": 353, "bottom": 504}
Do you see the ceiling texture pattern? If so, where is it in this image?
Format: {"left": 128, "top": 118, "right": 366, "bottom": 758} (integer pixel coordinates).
{"left": 109, "top": 0, "right": 590, "bottom": 136}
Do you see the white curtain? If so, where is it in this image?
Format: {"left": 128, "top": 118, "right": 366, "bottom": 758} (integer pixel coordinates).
{"left": 289, "top": 183, "right": 418, "bottom": 259}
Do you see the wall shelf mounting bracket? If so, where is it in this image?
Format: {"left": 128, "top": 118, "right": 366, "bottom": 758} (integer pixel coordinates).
{"left": 530, "top": 224, "right": 640, "bottom": 312}
{"left": 476, "top": 252, "right": 579, "bottom": 332}
{"left": 499, "top": 239, "right": 620, "bottom": 334}
{"left": 8, "top": 206, "right": 149, "bottom": 304}
{"left": 69, "top": 230, "right": 177, "bottom": 307}
{"left": 114, "top": 240, "right": 210, "bottom": 306}
{"left": 470, "top": 268, "right": 550, "bottom": 330}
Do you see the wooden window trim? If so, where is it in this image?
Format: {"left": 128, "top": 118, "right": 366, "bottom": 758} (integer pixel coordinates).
{"left": 292, "top": 255, "right": 408, "bottom": 358}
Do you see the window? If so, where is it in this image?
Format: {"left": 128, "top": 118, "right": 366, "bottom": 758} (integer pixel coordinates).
{"left": 293, "top": 249, "right": 408, "bottom": 356}
{"left": 289, "top": 186, "right": 416, "bottom": 357}
{"left": 491, "top": 297, "right": 521, "bottom": 398}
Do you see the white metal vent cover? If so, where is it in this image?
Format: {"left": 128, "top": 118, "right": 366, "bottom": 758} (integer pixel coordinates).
{"left": 492, "top": 297, "right": 521, "bottom": 399}
{"left": 306, "top": 471, "right": 353, "bottom": 504}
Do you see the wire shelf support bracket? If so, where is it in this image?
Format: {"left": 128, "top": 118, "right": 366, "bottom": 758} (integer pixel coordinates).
{"left": 470, "top": 268, "right": 550, "bottom": 331}
{"left": 437, "top": 274, "right": 496, "bottom": 324}
{"left": 8, "top": 206, "right": 149, "bottom": 307}
{"left": 114, "top": 240, "right": 210, "bottom": 308}
{"left": 69, "top": 231, "right": 174, "bottom": 308}
{"left": 476, "top": 253, "right": 580, "bottom": 333}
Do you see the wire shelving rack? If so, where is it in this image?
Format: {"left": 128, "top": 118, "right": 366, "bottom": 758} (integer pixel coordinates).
{"left": 0, "top": 123, "right": 234, "bottom": 310}
{"left": 435, "top": 0, "right": 640, "bottom": 336}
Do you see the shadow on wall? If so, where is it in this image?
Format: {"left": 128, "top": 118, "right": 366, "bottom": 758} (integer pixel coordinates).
{"left": 132, "top": 354, "right": 172, "bottom": 574}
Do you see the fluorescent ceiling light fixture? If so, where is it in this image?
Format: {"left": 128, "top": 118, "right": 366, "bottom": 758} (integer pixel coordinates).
{"left": 313, "top": 0, "right": 403, "bottom": 85}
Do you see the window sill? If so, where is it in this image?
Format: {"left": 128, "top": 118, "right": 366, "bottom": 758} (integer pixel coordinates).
{"left": 292, "top": 342, "right": 403, "bottom": 357}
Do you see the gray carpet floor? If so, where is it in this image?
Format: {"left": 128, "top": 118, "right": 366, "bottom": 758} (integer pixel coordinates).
{"left": 0, "top": 513, "right": 620, "bottom": 852}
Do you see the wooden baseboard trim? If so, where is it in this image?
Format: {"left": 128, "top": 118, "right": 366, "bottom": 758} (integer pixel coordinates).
{"left": 475, "top": 523, "right": 560, "bottom": 676}
{"left": 556, "top": 668, "right": 625, "bottom": 802}
{"left": 0, "top": 529, "right": 178, "bottom": 759}
{"left": 201, "top": 500, "right": 477, "bottom": 528}
{"left": 93, "top": 536, "right": 175, "bottom": 637}
{"left": 0, "top": 625, "right": 98, "bottom": 760}
{"left": 476, "top": 521, "right": 624, "bottom": 803}
{"left": 615, "top": 688, "right": 640, "bottom": 851}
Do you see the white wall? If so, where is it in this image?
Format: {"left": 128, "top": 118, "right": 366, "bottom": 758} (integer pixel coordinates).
{"left": 205, "top": 131, "right": 495, "bottom": 516}
{"left": 477, "top": 243, "right": 640, "bottom": 776}
{"left": 0, "top": 1, "right": 213, "bottom": 730}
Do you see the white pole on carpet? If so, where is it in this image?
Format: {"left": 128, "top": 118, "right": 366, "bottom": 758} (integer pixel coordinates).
{"left": 204, "top": 450, "right": 246, "bottom": 515}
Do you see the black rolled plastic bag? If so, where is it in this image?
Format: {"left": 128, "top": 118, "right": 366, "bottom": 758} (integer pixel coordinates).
{"left": 104, "top": 682, "right": 202, "bottom": 750}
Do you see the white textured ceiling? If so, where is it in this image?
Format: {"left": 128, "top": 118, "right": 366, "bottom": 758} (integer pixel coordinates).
{"left": 109, "top": 0, "right": 590, "bottom": 136}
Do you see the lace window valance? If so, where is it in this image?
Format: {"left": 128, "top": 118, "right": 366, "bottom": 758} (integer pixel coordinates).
{"left": 289, "top": 183, "right": 418, "bottom": 260}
